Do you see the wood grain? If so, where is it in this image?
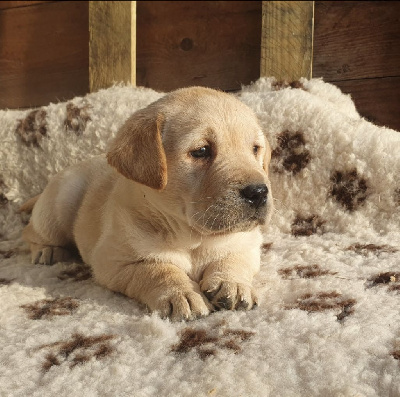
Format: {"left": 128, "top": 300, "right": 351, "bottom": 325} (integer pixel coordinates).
{"left": 0, "top": 1, "right": 52, "bottom": 10}
{"left": 334, "top": 77, "right": 400, "bottom": 131}
{"left": 0, "top": 1, "right": 89, "bottom": 109}
{"left": 136, "top": 1, "right": 261, "bottom": 92}
{"left": 89, "top": 1, "right": 136, "bottom": 92}
{"left": 313, "top": 1, "right": 400, "bottom": 81}
{"left": 261, "top": 1, "right": 314, "bottom": 81}
{"left": 1, "top": 0, "right": 398, "bottom": 134}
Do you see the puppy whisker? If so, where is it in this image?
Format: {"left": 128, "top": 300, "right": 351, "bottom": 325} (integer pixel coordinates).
{"left": 189, "top": 196, "right": 214, "bottom": 204}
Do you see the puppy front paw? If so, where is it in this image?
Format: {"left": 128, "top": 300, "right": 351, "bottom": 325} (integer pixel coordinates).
{"left": 200, "top": 279, "right": 258, "bottom": 311}
{"left": 151, "top": 290, "right": 214, "bottom": 321}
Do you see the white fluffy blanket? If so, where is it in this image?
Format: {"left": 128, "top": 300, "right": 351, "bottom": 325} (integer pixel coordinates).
{"left": 1, "top": 79, "right": 399, "bottom": 397}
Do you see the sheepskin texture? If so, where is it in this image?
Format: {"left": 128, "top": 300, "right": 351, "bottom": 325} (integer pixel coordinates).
{"left": 1, "top": 78, "right": 400, "bottom": 397}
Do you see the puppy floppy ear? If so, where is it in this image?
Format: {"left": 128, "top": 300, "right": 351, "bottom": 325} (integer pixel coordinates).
{"left": 107, "top": 109, "right": 167, "bottom": 190}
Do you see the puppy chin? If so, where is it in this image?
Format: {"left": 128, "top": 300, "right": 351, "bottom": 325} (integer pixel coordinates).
{"left": 191, "top": 216, "right": 265, "bottom": 236}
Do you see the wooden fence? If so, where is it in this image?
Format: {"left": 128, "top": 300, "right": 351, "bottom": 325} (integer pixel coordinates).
{"left": 1, "top": 1, "right": 399, "bottom": 130}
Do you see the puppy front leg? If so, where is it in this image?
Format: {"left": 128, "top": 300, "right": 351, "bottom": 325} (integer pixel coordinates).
{"left": 98, "top": 262, "right": 213, "bottom": 321}
{"left": 199, "top": 255, "right": 260, "bottom": 311}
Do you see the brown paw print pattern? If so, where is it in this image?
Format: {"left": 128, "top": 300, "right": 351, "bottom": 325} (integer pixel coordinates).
{"left": 394, "top": 188, "right": 400, "bottom": 206}
{"left": 0, "top": 249, "right": 15, "bottom": 259}
{"left": 330, "top": 169, "right": 368, "bottom": 211}
{"left": 58, "top": 264, "right": 92, "bottom": 282}
{"left": 272, "top": 131, "right": 311, "bottom": 175}
{"left": 0, "top": 277, "right": 15, "bottom": 285}
{"left": 272, "top": 80, "right": 306, "bottom": 91}
{"left": 291, "top": 215, "right": 325, "bottom": 236}
{"left": 37, "top": 333, "right": 116, "bottom": 371}
{"left": 15, "top": 109, "right": 47, "bottom": 146}
{"left": 21, "top": 297, "right": 79, "bottom": 320}
{"left": 261, "top": 242, "right": 273, "bottom": 253}
{"left": 271, "top": 130, "right": 311, "bottom": 175}
{"left": 392, "top": 350, "right": 400, "bottom": 360}
{"left": 0, "top": 179, "right": 7, "bottom": 207}
{"left": 0, "top": 193, "right": 8, "bottom": 207}
{"left": 279, "top": 264, "right": 337, "bottom": 280}
{"left": 286, "top": 291, "right": 356, "bottom": 322}
{"left": 367, "top": 272, "right": 400, "bottom": 292}
{"left": 64, "top": 103, "right": 91, "bottom": 135}
{"left": 347, "top": 243, "right": 398, "bottom": 256}
{"left": 171, "top": 323, "right": 255, "bottom": 360}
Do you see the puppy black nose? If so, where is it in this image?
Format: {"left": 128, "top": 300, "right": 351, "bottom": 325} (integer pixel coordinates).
{"left": 240, "top": 184, "right": 268, "bottom": 208}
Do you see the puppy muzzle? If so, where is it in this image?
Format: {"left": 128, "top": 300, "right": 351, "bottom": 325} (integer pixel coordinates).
{"left": 190, "top": 184, "right": 270, "bottom": 234}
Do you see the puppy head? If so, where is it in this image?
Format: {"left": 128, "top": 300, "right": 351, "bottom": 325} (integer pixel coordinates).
{"left": 107, "top": 87, "right": 272, "bottom": 235}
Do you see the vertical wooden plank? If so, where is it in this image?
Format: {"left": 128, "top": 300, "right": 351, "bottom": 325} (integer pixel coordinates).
{"left": 261, "top": 1, "right": 314, "bottom": 81}
{"left": 89, "top": 1, "right": 136, "bottom": 92}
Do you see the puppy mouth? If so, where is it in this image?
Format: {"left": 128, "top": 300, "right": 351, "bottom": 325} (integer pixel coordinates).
{"left": 190, "top": 205, "right": 268, "bottom": 235}
{"left": 193, "top": 218, "right": 263, "bottom": 236}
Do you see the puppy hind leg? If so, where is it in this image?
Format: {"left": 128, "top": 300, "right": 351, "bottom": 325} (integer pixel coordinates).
{"left": 22, "top": 223, "right": 74, "bottom": 266}
{"left": 29, "top": 243, "right": 74, "bottom": 266}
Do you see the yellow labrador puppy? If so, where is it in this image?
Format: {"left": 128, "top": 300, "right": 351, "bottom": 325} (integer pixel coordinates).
{"left": 22, "top": 87, "right": 273, "bottom": 321}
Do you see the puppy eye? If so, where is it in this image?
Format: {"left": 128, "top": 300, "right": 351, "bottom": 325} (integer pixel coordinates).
{"left": 190, "top": 145, "right": 212, "bottom": 159}
{"left": 253, "top": 145, "right": 260, "bottom": 155}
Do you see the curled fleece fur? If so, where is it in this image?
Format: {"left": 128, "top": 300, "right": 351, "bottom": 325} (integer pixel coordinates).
{"left": 0, "top": 78, "right": 399, "bottom": 397}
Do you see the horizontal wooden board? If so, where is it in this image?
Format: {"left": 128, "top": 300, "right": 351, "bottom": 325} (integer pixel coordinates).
{"left": 313, "top": 1, "right": 400, "bottom": 81}
{"left": 136, "top": 1, "right": 262, "bottom": 92}
{"left": 334, "top": 77, "right": 400, "bottom": 132}
{"left": 0, "top": 1, "right": 89, "bottom": 109}
{"left": 0, "top": 1, "right": 52, "bottom": 10}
